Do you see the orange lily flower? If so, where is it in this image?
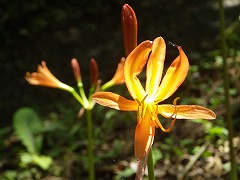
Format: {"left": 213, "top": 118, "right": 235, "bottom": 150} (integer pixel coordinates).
{"left": 92, "top": 36, "right": 216, "bottom": 160}
{"left": 25, "top": 61, "right": 71, "bottom": 91}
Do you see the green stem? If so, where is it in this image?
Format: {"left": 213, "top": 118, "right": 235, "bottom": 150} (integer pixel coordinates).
{"left": 69, "top": 88, "right": 84, "bottom": 105}
{"left": 86, "top": 109, "right": 95, "bottom": 180}
{"left": 77, "top": 82, "right": 89, "bottom": 107}
{"left": 218, "top": 0, "right": 237, "bottom": 179}
{"left": 100, "top": 80, "right": 113, "bottom": 91}
{"left": 147, "top": 148, "right": 155, "bottom": 180}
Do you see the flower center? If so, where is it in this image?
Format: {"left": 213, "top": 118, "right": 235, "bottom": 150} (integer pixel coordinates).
{"left": 136, "top": 96, "right": 180, "bottom": 133}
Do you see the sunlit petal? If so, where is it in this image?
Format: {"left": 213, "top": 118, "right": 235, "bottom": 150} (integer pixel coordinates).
{"left": 155, "top": 47, "right": 189, "bottom": 101}
{"left": 146, "top": 37, "right": 166, "bottom": 96}
{"left": 124, "top": 40, "right": 152, "bottom": 101}
{"left": 158, "top": 105, "right": 216, "bottom": 120}
{"left": 109, "top": 57, "right": 125, "bottom": 85}
{"left": 135, "top": 115, "right": 155, "bottom": 160}
{"left": 92, "top": 92, "right": 138, "bottom": 111}
{"left": 25, "top": 61, "right": 71, "bottom": 90}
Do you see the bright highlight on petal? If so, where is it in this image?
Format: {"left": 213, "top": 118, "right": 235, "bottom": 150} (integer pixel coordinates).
{"left": 135, "top": 116, "right": 155, "bottom": 160}
{"left": 155, "top": 47, "right": 189, "bottom": 101}
{"left": 146, "top": 37, "right": 166, "bottom": 96}
{"left": 124, "top": 40, "right": 152, "bottom": 101}
{"left": 158, "top": 104, "right": 216, "bottom": 120}
{"left": 92, "top": 92, "right": 138, "bottom": 111}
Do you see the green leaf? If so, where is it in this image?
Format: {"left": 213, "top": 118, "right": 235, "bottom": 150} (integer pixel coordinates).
{"left": 115, "top": 167, "right": 135, "bottom": 179}
{"left": 20, "top": 153, "right": 52, "bottom": 170}
{"left": 32, "top": 154, "right": 52, "bottom": 170}
{"left": 13, "top": 107, "right": 43, "bottom": 154}
{"left": 0, "top": 170, "right": 17, "bottom": 180}
{"left": 152, "top": 148, "right": 163, "bottom": 165}
{"left": 20, "top": 152, "right": 34, "bottom": 166}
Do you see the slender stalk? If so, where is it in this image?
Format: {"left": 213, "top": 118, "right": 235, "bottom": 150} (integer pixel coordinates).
{"left": 69, "top": 88, "right": 84, "bottom": 105}
{"left": 86, "top": 109, "right": 95, "bottom": 180}
{"left": 147, "top": 148, "right": 155, "bottom": 180}
{"left": 100, "top": 81, "right": 113, "bottom": 91}
{"left": 218, "top": 0, "right": 237, "bottom": 179}
{"left": 78, "top": 82, "right": 89, "bottom": 107}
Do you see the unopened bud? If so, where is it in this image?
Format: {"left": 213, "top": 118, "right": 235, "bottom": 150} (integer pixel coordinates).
{"left": 122, "top": 4, "right": 138, "bottom": 56}
{"left": 71, "top": 58, "right": 82, "bottom": 83}
{"left": 89, "top": 58, "right": 99, "bottom": 87}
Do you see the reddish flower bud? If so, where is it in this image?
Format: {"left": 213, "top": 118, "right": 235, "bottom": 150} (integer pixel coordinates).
{"left": 122, "top": 4, "right": 138, "bottom": 56}
{"left": 89, "top": 58, "right": 99, "bottom": 87}
{"left": 71, "top": 58, "right": 82, "bottom": 83}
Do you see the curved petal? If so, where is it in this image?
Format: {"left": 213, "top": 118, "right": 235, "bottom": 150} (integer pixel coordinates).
{"left": 146, "top": 37, "right": 166, "bottom": 97}
{"left": 155, "top": 47, "right": 189, "bottom": 101}
{"left": 92, "top": 92, "right": 138, "bottom": 111}
{"left": 135, "top": 115, "right": 155, "bottom": 160}
{"left": 25, "top": 61, "right": 71, "bottom": 90}
{"left": 157, "top": 104, "right": 216, "bottom": 120}
{"left": 124, "top": 40, "right": 152, "bottom": 101}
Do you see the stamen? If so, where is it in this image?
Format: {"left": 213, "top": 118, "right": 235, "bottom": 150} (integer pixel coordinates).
{"left": 160, "top": 116, "right": 176, "bottom": 133}
{"left": 173, "top": 97, "right": 180, "bottom": 105}
{"left": 141, "top": 94, "right": 148, "bottom": 104}
{"left": 135, "top": 94, "right": 148, "bottom": 106}
{"left": 135, "top": 98, "right": 141, "bottom": 106}
{"left": 156, "top": 97, "right": 180, "bottom": 132}
{"left": 154, "top": 99, "right": 163, "bottom": 104}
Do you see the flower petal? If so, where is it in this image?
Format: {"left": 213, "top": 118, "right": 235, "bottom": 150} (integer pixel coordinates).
{"left": 109, "top": 57, "right": 125, "bottom": 85}
{"left": 158, "top": 105, "right": 216, "bottom": 120}
{"left": 135, "top": 116, "right": 155, "bottom": 160}
{"left": 145, "top": 37, "right": 166, "bottom": 97}
{"left": 25, "top": 61, "right": 71, "bottom": 90}
{"left": 155, "top": 47, "right": 189, "bottom": 101}
{"left": 92, "top": 92, "right": 138, "bottom": 111}
{"left": 124, "top": 40, "right": 152, "bottom": 101}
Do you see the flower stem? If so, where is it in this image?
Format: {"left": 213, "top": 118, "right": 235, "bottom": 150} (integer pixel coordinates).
{"left": 147, "top": 148, "right": 155, "bottom": 180}
{"left": 69, "top": 88, "right": 84, "bottom": 105}
{"left": 218, "top": 0, "right": 237, "bottom": 179}
{"left": 86, "top": 109, "right": 95, "bottom": 180}
{"left": 100, "top": 80, "right": 114, "bottom": 91}
{"left": 78, "top": 82, "right": 89, "bottom": 107}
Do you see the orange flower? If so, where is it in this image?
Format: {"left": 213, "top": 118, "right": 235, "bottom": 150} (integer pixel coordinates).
{"left": 92, "top": 37, "right": 216, "bottom": 160}
{"left": 25, "top": 61, "right": 71, "bottom": 91}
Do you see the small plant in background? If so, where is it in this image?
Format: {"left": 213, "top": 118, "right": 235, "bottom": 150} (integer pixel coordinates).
{"left": 13, "top": 107, "right": 52, "bottom": 170}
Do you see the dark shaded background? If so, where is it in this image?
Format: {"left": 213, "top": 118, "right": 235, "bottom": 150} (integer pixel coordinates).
{"left": 1, "top": 0, "right": 239, "bottom": 125}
